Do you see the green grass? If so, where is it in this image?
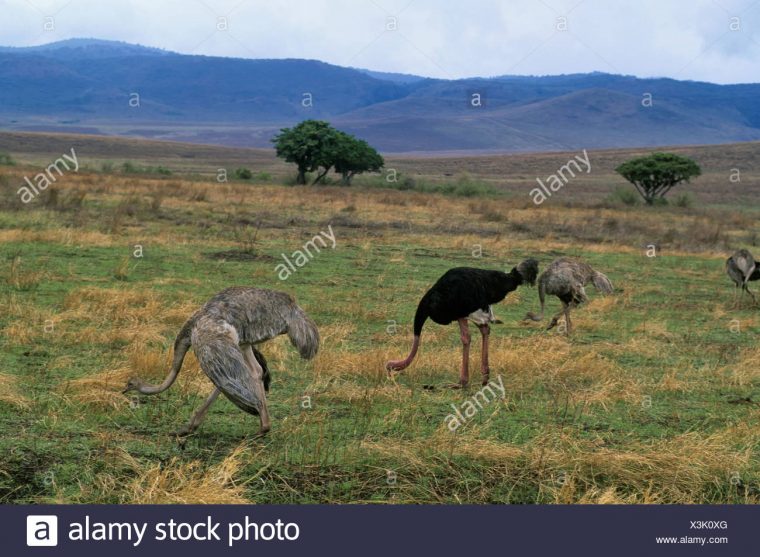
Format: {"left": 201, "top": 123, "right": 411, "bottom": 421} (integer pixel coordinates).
{"left": 0, "top": 170, "right": 758, "bottom": 505}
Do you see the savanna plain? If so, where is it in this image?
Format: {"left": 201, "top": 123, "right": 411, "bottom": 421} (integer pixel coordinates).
{"left": 0, "top": 132, "right": 759, "bottom": 504}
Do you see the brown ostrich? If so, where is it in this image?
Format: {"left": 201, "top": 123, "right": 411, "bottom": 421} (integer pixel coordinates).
{"left": 124, "top": 287, "right": 319, "bottom": 437}
{"left": 525, "top": 257, "right": 613, "bottom": 334}
{"left": 726, "top": 249, "right": 759, "bottom": 306}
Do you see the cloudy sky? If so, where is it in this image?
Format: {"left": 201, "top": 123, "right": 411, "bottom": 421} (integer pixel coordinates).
{"left": 2, "top": 0, "right": 759, "bottom": 83}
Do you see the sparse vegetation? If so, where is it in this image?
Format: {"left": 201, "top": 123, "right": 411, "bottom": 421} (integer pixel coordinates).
{"left": 0, "top": 152, "right": 15, "bottom": 166}
{"left": 112, "top": 256, "right": 132, "bottom": 281}
{"left": 608, "top": 186, "right": 640, "bottom": 206}
{"left": 356, "top": 172, "right": 499, "bottom": 197}
{"left": 122, "top": 161, "right": 172, "bottom": 176}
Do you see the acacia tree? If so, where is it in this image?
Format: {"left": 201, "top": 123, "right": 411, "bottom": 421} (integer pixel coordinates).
{"left": 271, "top": 120, "right": 339, "bottom": 185}
{"left": 615, "top": 152, "right": 701, "bottom": 205}
{"left": 272, "top": 120, "right": 383, "bottom": 185}
{"left": 332, "top": 133, "right": 384, "bottom": 185}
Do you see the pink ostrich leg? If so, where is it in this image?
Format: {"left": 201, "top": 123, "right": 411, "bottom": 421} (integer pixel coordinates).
{"left": 478, "top": 323, "right": 490, "bottom": 386}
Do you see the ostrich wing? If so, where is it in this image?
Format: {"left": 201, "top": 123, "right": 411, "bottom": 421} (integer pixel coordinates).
{"left": 591, "top": 271, "right": 614, "bottom": 294}
{"left": 191, "top": 318, "right": 267, "bottom": 416}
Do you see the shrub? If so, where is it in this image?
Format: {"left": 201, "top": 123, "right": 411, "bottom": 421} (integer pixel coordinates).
{"left": 235, "top": 167, "right": 253, "bottom": 180}
{"left": 399, "top": 176, "right": 416, "bottom": 190}
{"left": 609, "top": 186, "right": 640, "bottom": 206}
{"left": 122, "top": 161, "right": 139, "bottom": 174}
{"left": 122, "top": 161, "right": 172, "bottom": 175}
{"left": 0, "top": 152, "right": 15, "bottom": 166}
{"left": 673, "top": 193, "right": 694, "bottom": 208}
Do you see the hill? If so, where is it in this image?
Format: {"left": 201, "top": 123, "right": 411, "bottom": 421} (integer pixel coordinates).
{"left": 1, "top": 40, "right": 760, "bottom": 152}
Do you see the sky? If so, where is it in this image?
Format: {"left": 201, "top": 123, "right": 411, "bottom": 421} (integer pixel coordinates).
{"left": 1, "top": 0, "right": 760, "bottom": 83}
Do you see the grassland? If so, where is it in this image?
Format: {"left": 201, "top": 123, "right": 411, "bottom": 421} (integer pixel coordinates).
{"left": 0, "top": 133, "right": 758, "bottom": 504}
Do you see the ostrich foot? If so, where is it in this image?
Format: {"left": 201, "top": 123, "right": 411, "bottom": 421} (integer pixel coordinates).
{"left": 251, "top": 427, "right": 270, "bottom": 439}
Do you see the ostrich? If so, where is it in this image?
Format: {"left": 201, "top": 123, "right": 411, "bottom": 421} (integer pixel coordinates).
{"left": 124, "top": 287, "right": 319, "bottom": 437}
{"left": 386, "top": 259, "right": 539, "bottom": 387}
{"left": 524, "top": 257, "right": 613, "bottom": 334}
{"left": 726, "top": 249, "right": 758, "bottom": 306}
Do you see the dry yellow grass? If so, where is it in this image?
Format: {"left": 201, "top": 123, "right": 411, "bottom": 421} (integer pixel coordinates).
{"left": 0, "top": 228, "right": 116, "bottom": 247}
{"left": 0, "top": 372, "right": 30, "bottom": 409}
{"left": 127, "top": 443, "right": 253, "bottom": 504}
{"left": 362, "top": 423, "right": 757, "bottom": 503}
{"left": 56, "top": 286, "right": 200, "bottom": 346}
{"left": 722, "top": 346, "right": 760, "bottom": 387}
{"left": 62, "top": 341, "right": 210, "bottom": 409}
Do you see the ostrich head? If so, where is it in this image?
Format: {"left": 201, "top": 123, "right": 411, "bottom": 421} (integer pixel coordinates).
{"left": 122, "top": 377, "right": 143, "bottom": 394}
{"left": 515, "top": 258, "right": 539, "bottom": 286}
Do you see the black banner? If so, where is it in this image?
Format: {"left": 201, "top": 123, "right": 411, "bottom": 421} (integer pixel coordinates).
{"left": 8, "top": 505, "right": 756, "bottom": 556}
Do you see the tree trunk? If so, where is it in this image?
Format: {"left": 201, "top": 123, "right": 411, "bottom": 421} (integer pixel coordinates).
{"left": 312, "top": 167, "right": 330, "bottom": 185}
{"left": 296, "top": 168, "right": 306, "bottom": 185}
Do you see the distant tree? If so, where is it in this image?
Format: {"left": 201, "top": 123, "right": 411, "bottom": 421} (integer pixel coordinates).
{"left": 332, "top": 133, "right": 384, "bottom": 185}
{"left": 615, "top": 152, "right": 701, "bottom": 205}
{"left": 271, "top": 120, "right": 340, "bottom": 185}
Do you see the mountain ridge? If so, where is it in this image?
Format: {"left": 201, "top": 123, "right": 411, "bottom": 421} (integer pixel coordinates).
{"left": 1, "top": 39, "right": 759, "bottom": 152}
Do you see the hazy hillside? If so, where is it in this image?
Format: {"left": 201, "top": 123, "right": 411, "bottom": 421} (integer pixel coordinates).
{"left": 2, "top": 39, "right": 760, "bottom": 152}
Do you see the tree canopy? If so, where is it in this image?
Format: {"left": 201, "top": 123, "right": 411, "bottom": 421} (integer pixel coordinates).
{"left": 332, "top": 133, "right": 384, "bottom": 185}
{"left": 272, "top": 120, "right": 383, "bottom": 185}
{"left": 615, "top": 152, "right": 701, "bottom": 205}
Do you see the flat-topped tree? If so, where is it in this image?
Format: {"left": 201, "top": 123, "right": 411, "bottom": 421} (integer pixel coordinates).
{"left": 615, "top": 152, "right": 701, "bottom": 205}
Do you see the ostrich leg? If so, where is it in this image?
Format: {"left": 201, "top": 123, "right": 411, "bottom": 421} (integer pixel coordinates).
{"left": 478, "top": 324, "right": 490, "bottom": 385}
{"left": 563, "top": 305, "right": 573, "bottom": 335}
{"left": 547, "top": 303, "right": 567, "bottom": 331}
{"left": 242, "top": 345, "right": 271, "bottom": 436}
{"left": 744, "top": 284, "right": 757, "bottom": 305}
{"left": 457, "top": 318, "right": 471, "bottom": 387}
{"left": 175, "top": 388, "right": 220, "bottom": 437}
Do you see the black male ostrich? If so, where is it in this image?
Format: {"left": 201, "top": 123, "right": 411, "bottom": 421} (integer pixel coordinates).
{"left": 726, "top": 249, "right": 759, "bottom": 306}
{"left": 386, "top": 259, "right": 539, "bottom": 387}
